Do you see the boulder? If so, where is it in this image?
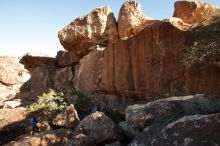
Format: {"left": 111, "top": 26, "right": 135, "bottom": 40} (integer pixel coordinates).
{"left": 58, "top": 6, "right": 118, "bottom": 57}
{"left": 119, "top": 121, "right": 140, "bottom": 138}
{"left": 56, "top": 50, "right": 80, "bottom": 67}
{"left": 118, "top": 0, "right": 150, "bottom": 38}
{"left": 0, "top": 108, "right": 28, "bottom": 130}
{"left": 20, "top": 52, "right": 56, "bottom": 73}
{"left": 52, "top": 104, "right": 80, "bottom": 128}
{"left": 5, "top": 128, "right": 72, "bottom": 146}
{"left": 73, "top": 112, "right": 118, "bottom": 145}
{"left": 126, "top": 94, "right": 220, "bottom": 129}
{"left": 129, "top": 113, "right": 220, "bottom": 146}
{"left": 0, "top": 56, "right": 29, "bottom": 85}
{"left": 74, "top": 46, "right": 105, "bottom": 94}
{"left": 0, "top": 108, "right": 29, "bottom": 145}
{"left": 173, "top": 0, "right": 220, "bottom": 24}
{"left": 3, "top": 99, "right": 22, "bottom": 109}
{"left": 65, "top": 131, "right": 90, "bottom": 146}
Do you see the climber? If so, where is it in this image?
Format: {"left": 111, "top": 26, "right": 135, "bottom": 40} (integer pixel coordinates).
{"left": 31, "top": 117, "right": 39, "bottom": 135}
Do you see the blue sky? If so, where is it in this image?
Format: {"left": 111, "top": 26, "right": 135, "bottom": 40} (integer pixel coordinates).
{"left": 0, "top": 0, "right": 219, "bottom": 57}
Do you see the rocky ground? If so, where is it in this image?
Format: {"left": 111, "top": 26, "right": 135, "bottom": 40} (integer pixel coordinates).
{"left": 0, "top": 0, "right": 220, "bottom": 146}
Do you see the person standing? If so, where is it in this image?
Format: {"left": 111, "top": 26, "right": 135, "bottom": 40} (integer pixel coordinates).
{"left": 31, "top": 117, "right": 39, "bottom": 135}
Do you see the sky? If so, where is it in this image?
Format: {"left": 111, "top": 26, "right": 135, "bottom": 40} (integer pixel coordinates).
{"left": 0, "top": 0, "right": 220, "bottom": 57}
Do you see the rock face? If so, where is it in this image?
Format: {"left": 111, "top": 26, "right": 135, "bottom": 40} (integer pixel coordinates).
{"left": 70, "top": 112, "right": 118, "bottom": 145}
{"left": 126, "top": 94, "right": 220, "bottom": 129}
{"left": 52, "top": 104, "right": 80, "bottom": 128}
{"left": 129, "top": 113, "right": 220, "bottom": 146}
{"left": 58, "top": 6, "right": 118, "bottom": 57}
{"left": 0, "top": 56, "right": 29, "bottom": 86}
{"left": 118, "top": 0, "right": 150, "bottom": 38}
{"left": 5, "top": 128, "right": 72, "bottom": 146}
{"left": 56, "top": 50, "right": 80, "bottom": 67}
{"left": 19, "top": 52, "right": 56, "bottom": 73}
{"left": 99, "top": 20, "right": 220, "bottom": 98}
{"left": 19, "top": 66, "right": 74, "bottom": 99}
{"left": 59, "top": 1, "right": 220, "bottom": 99}
{"left": 100, "top": 21, "right": 187, "bottom": 98}
{"left": 19, "top": 52, "right": 74, "bottom": 99}
{"left": 173, "top": 0, "right": 220, "bottom": 24}
{"left": 74, "top": 46, "right": 105, "bottom": 94}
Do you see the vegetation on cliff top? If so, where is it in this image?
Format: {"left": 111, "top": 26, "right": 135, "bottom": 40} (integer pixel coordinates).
{"left": 182, "top": 12, "right": 220, "bottom": 70}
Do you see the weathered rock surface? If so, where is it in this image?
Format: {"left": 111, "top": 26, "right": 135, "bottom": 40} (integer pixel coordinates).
{"left": 0, "top": 83, "right": 21, "bottom": 107}
{"left": 53, "top": 104, "right": 80, "bottom": 128}
{"left": 99, "top": 20, "right": 220, "bottom": 98}
{"left": 19, "top": 66, "right": 73, "bottom": 99}
{"left": 5, "top": 128, "right": 72, "bottom": 146}
{"left": 118, "top": 0, "right": 150, "bottom": 38}
{"left": 74, "top": 46, "right": 105, "bottom": 94}
{"left": 0, "top": 56, "right": 29, "bottom": 85}
{"left": 129, "top": 113, "right": 220, "bottom": 146}
{"left": 68, "top": 112, "right": 118, "bottom": 145}
{"left": 71, "top": 20, "right": 219, "bottom": 98}
{"left": 0, "top": 108, "right": 28, "bottom": 130}
{"left": 58, "top": 6, "right": 118, "bottom": 57}
{"left": 164, "top": 17, "right": 193, "bottom": 31}
{"left": 2, "top": 99, "right": 22, "bottom": 109}
{"left": 119, "top": 121, "right": 140, "bottom": 138}
{"left": 19, "top": 52, "right": 56, "bottom": 73}
{"left": 56, "top": 50, "right": 80, "bottom": 67}
{"left": 53, "top": 67, "right": 74, "bottom": 94}
{"left": 0, "top": 108, "right": 29, "bottom": 145}
{"left": 126, "top": 94, "right": 220, "bottom": 129}
{"left": 173, "top": 0, "right": 220, "bottom": 24}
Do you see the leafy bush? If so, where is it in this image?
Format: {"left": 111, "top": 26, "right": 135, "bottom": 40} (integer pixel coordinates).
{"left": 182, "top": 12, "right": 220, "bottom": 70}
{"left": 29, "top": 89, "right": 67, "bottom": 113}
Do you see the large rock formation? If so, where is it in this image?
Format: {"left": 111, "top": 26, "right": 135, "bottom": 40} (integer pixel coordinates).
{"left": 173, "top": 0, "right": 220, "bottom": 24}
{"left": 19, "top": 66, "right": 74, "bottom": 99}
{"left": 126, "top": 94, "right": 220, "bottom": 129}
{"left": 129, "top": 113, "right": 220, "bottom": 146}
{"left": 118, "top": 0, "right": 150, "bottom": 38}
{"left": 0, "top": 56, "right": 29, "bottom": 86}
{"left": 58, "top": 6, "right": 118, "bottom": 57}
{"left": 100, "top": 21, "right": 188, "bottom": 98}
{"left": 18, "top": 52, "right": 74, "bottom": 99}
{"left": 100, "top": 18, "right": 220, "bottom": 98}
